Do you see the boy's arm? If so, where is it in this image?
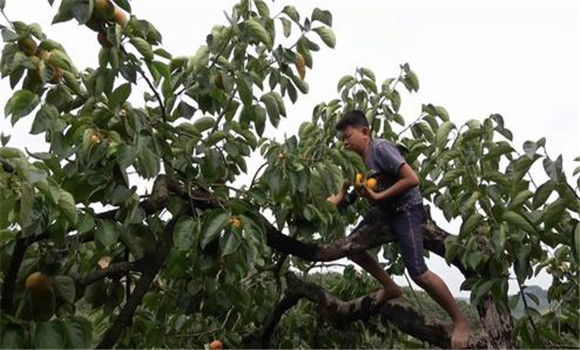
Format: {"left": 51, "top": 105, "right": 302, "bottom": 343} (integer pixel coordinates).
{"left": 326, "top": 181, "right": 351, "bottom": 206}
{"left": 364, "top": 163, "right": 419, "bottom": 201}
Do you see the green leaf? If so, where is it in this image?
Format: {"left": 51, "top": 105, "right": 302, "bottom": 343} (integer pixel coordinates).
{"left": 434, "top": 106, "right": 449, "bottom": 121}
{"left": 1, "top": 324, "right": 24, "bottom": 349}
{"left": 173, "top": 217, "right": 196, "bottom": 251}
{"left": 58, "top": 190, "right": 78, "bottom": 224}
{"left": 280, "top": 18, "right": 291, "bottom": 37}
{"left": 260, "top": 93, "right": 280, "bottom": 127}
{"left": 108, "top": 83, "right": 131, "bottom": 111}
{"left": 0, "top": 0, "right": 5, "bottom": 10}
{"left": 245, "top": 18, "right": 271, "bottom": 49}
{"left": 415, "top": 122, "right": 434, "bottom": 142}
{"left": 460, "top": 213, "right": 483, "bottom": 237}
{"left": 254, "top": 104, "right": 267, "bottom": 136}
{"left": 523, "top": 140, "right": 537, "bottom": 159}
{"left": 311, "top": 8, "right": 332, "bottom": 26}
{"left": 187, "top": 45, "right": 208, "bottom": 72}
{"left": 254, "top": 0, "right": 270, "bottom": 18}
{"left": 222, "top": 230, "right": 242, "bottom": 256}
{"left": 31, "top": 104, "right": 58, "bottom": 135}
{"left": 492, "top": 226, "right": 507, "bottom": 252}
{"left": 337, "top": 75, "right": 354, "bottom": 92}
{"left": 502, "top": 211, "right": 536, "bottom": 233}
{"left": 509, "top": 190, "right": 533, "bottom": 209}
{"left": 532, "top": 181, "right": 554, "bottom": 209}
{"left": 96, "top": 219, "right": 119, "bottom": 248}
{"left": 206, "top": 130, "right": 227, "bottom": 147}
{"left": 312, "top": 27, "right": 336, "bottom": 48}
{"left": 436, "top": 121, "right": 455, "bottom": 149}
{"left": 444, "top": 241, "right": 461, "bottom": 264}
{"left": 62, "top": 317, "right": 92, "bottom": 349}
{"left": 6, "top": 89, "right": 40, "bottom": 125}
{"left": 77, "top": 213, "right": 95, "bottom": 234}
{"left": 290, "top": 74, "right": 309, "bottom": 93}
{"left": 360, "top": 79, "right": 377, "bottom": 93}
{"left": 466, "top": 251, "right": 483, "bottom": 270}
{"left": 54, "top": 275, "right": 76, "bottom": 303}
{"left": 193, "top": 116, "right": 215, "bottom": 132}
{"left": 461, "top": 191, "right": 480, "bottom": 214}
{"left": 200, "top": 210, "right": 229, "bottom": 249}
{"left": 71, "top": 0, "right": 93, "bottom": 24}
{"left": 406, "top": 70, "right": 419, "bottom": 92}
{"left": 483, "top": 142, "right": 514, "bottom": 161}
{"left": 236, "top": 76, "right": 253, "bottom": 106}
{"left": 52, "top": 0, "right": 74, "bottom": 24}
{"left": 471, "top": 279, "right": 494, "bottom": 305}
{"left": 130, "top": 37, "right": 153, "bottom": 60}
{"left": 34, "top": 322, "right": 65, "bottom": 349}
{"left": 112, "top": 0, "right": 131, "bottom": 12}
{"left": 282, "top": 5, "right": 300, "bottom": 23}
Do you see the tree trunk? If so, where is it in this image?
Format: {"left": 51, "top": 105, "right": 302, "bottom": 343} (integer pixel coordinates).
{"left": 477, "top": 296, "right": 516, "bottom": 349}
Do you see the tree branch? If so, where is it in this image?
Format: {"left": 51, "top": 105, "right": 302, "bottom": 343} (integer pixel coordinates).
{"left": 259, "top": 293, "right": 303, "bottom": 348}
{"left": 74, "top": 260, "right": 145, "bottom": 289}
{"left": 270, "top": 272, "right": 489, "bottom": 349}
{"left": 0, "top": 236, "right": 28, "bottom": 314}
{"left": 96, "top": 217, "right": 178, "bottom": 349}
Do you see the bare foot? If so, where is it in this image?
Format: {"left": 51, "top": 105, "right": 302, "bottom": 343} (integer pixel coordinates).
{"left": 374, "top": 286, "right": 403, "bottom": 304}
{"left": 451, "top": 317, "right": 470, "bottom": 349}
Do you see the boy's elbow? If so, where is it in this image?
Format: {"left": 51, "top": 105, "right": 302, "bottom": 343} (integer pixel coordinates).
{"left": 406, "top": 172, "right": 420, "bottom": 188}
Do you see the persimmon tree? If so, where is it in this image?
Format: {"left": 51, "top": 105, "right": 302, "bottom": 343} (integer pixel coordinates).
{"left": 0, "top": 0, "right": 578, "bottom": 348}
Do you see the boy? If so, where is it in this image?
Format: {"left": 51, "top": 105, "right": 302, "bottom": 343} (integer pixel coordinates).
{"left": 326, "top": 110, "right": 470, "bottom": 348}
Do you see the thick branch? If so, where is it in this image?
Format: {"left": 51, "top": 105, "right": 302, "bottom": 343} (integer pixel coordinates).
{"left": 264, "top": 211, "right": 396, "bottom": 262}
{"left": 278, "top": 272, "right": 488, "bottom": 349}
{"left": 477, "top": 295, "right": 516, "bottom": 349}
{"left": 96, "top": 218, "right": 178, "bottom": 349}
{"left": 259, "top": 293, "right": 303, "bottom": 348}
{"left": 263, "top": 207, "right": 471, "bottom": 278}
{"left": 0, "top": 237, "right": 27, "bottom": 314}
{"left": 74, "top": 260, "right": 144, "bottom": 289}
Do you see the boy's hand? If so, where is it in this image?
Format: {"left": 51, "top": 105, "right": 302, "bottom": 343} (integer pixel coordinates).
{"left": 359, "top": 184, "right": 381, "bottom": 201}
{"left": 326, "top": 180, "right": 351, "bottom": 206}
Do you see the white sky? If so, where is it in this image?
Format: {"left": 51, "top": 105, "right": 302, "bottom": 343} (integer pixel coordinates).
{"left": 1, "top": 0, "right": 578, "bottom": 298}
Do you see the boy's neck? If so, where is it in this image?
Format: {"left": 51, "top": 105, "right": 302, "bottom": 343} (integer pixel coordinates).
{"left": 361, "top": 138, "right": 372, "bottom": 161}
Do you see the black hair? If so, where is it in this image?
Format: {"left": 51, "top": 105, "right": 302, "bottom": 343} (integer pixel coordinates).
{"left": 335, "top": 110, "right": 369, "bottom": 131}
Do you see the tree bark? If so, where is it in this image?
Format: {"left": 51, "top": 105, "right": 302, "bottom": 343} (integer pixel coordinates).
{"left": 255, "top": 272, "right": 489, "bottom": 349}
{"left": 477, "top": 295, "right": 516, "bottom": 349}
{"left": 0, "top": 236, "right": 28, "bottom": 314}
{"left": 95, "top": 218, "right": 177, "bottom": 349}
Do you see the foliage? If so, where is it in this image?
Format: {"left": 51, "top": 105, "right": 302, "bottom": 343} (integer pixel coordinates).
{"left": 0, "top": 0, "right": 578, "bottom": 348}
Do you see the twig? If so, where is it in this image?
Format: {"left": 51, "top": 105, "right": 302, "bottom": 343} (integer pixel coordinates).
{"left": 209, "top": 88, "right": 237, "bottom": 134}
{"left": 396, "top": 112, "right": 425, "bottom": 138}
{"left": 404, "top": 272, "right": 423, "bottom": 311}
{"left": 249, "top": 161, "right": 268, "bottom": 189}
{"left": 1, "top": 9, "right": 15, "bottom": 30}
{"left": 120, "top": 46, "right": 167, "bottom": 122}
{"left": 516, "top": 280, "right": 543, "bottom": 347}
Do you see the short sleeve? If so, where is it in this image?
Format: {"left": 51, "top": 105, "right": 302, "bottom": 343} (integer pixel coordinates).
{"left": 375, "top": 142, "right": 405, "bottom": 175}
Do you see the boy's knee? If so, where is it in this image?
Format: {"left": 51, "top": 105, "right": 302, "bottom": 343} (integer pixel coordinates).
{"left": 411, "top": 270, "right": 429, "bottom": 285}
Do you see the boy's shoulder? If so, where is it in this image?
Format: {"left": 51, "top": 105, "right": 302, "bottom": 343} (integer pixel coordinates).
{"left": 371, "top": 138, "right": 401, "bottom": 155}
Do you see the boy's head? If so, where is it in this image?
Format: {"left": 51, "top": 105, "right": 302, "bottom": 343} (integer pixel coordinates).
{"left": 336, "top": 110, "right": 371, "bottom": 155}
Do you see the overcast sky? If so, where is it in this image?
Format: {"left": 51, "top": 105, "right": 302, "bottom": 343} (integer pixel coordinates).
{"left": 1, "top": 0, "right": 578, "bottom": 297}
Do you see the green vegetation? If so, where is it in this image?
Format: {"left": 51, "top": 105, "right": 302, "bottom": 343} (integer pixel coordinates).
{"left": 0, "top": 0, "right": 578, "bottom": 348}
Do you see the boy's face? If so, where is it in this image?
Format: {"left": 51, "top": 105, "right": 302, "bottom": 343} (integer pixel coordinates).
{"left": 341, "top": 125, "right": 369, "bottom": 155}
